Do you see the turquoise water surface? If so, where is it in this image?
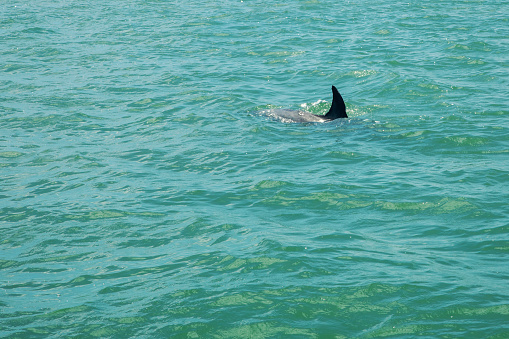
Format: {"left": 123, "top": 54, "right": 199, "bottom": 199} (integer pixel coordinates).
{"left": 1, "top": 0, "right": 508, "bottom": 337}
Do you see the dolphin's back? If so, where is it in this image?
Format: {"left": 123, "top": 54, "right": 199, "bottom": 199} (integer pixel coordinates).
{"left": 263, "top": 109, "right": 329, "bottom": 123}
{"left": 260, "top": 85, "right": 348, "bottom": 123}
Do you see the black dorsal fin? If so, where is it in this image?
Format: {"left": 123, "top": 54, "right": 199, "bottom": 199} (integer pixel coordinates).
{"left": 324, "top": 85, "right": 347, "bottom": 119}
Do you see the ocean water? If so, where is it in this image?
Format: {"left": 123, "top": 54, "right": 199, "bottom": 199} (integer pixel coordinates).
{"left": 1, "top": 0, "right": 508, "bottom": 337}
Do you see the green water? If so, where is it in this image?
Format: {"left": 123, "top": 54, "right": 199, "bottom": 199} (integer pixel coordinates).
{"left": 1, "top": 0, "right": 508, "bottom": 337}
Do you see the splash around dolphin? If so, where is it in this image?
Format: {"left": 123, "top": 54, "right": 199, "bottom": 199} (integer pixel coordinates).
{"left": 261, "top": 86, "right": 347, "bottom": 123}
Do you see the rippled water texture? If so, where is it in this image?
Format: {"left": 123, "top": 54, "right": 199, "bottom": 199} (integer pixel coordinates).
{"left": 1, "top": 0, "right": 508, "bottom": 337}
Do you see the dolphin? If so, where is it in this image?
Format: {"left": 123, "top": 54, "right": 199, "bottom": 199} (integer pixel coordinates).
{"left": 262, "top": 85, "right": 347, "bottom": 123}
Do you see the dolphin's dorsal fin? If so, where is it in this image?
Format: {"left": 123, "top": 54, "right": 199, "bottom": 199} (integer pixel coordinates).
{"left": 324, "top": 86, "right": 347, "bottom": 119}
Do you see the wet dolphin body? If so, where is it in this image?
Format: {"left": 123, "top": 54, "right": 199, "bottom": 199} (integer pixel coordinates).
{"left": 264, "top": 86, "right": 347, "bottom": 123}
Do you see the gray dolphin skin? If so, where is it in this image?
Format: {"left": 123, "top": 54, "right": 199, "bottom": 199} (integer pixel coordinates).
{"left": 263, "top": 86, "right": 347, "bottom": 123}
